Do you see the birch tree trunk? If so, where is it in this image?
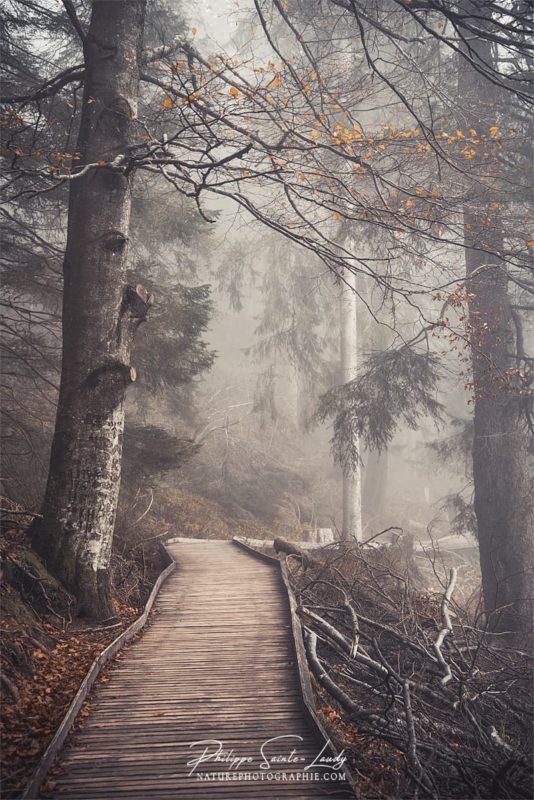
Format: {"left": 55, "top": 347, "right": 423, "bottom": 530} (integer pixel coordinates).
{"left": 32, "top": 0, "right": 149, "bottom": 620}
{"left": 339, "top": 268, "right": 363, "bottom": 541}
{"left": 458, "top": 2, "right": 534, "bottom": 634}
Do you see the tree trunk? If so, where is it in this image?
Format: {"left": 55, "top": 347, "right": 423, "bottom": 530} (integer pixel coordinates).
{"left": 463, "top": 213, "right": 533, "bottom": 634}
{"left": 467, "top": 243, "right": 533, "bottom": 634}
{"left": 32, "top": 0, "right": 148, "bottom": 620}
{"left": 458, "top": 2, "right": 534, "bottom": 634}
{"left": 339, "top": 267, "right": 363, "bottom": 541}
{"left": 362, "top": 308, "right": 388, "bottom": 521}
{"left": 363, "top": 449, "right": 388, "bottom": 517}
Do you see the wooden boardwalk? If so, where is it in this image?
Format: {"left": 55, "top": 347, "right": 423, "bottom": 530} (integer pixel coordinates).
{"left": 50, "top": 540, "right": 352, "bottom": 799}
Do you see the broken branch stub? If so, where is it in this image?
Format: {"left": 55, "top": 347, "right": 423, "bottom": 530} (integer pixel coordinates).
{"left": 123, "top": 283, "right": 154, "bottom": 319}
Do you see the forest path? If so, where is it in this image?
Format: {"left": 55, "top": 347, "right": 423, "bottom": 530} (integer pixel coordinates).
{"left": 50, "top": 540, "right": 350, "bottom": 799}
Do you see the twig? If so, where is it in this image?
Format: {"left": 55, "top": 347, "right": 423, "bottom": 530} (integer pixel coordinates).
{"left": 363, "top": 526, "right": 403, "bottom": 546}
{"left": 128, "top": 530, "right": 170, "bottom": 553}
{"left": 131, "top": 488, "right": 154, "bottom": 527}
{"left": 87, "top": 621, "right": 123, "bottom": 632}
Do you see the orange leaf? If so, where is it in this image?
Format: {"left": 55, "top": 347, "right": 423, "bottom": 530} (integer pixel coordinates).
{"left": 229, "top": 86, "right": 239, "bottom": 98}
{"left": 163, "top": 98, "right": 173, "bottom": 108}
{"left": 267, "top": 74, "right": 282, "bottom": 88}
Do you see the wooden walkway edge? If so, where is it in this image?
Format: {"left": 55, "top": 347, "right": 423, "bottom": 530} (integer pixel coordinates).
{"left": 231, "top": 537, "right": 359, "bottom": 797}
{"left": 28, "top": 539, "right": 356, "bottom": 799}
{"left": 22, "top": 546, "right": 176, "bottom": 800}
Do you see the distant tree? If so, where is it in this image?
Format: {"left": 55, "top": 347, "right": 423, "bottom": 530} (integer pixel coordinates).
{"left": 247, "top": 234, "right": 330, "bottom": 426}
{"left": 338, "top": 256, "right": 362, "bottom": 541}
{"left": 317, "top": 348, "right": 444, "bottom": 470}
{"left": 122, "top": 424, "right": 200, "bottom": 482}
{"left": 128, "top": 183, "right": 216, "bottom": 421}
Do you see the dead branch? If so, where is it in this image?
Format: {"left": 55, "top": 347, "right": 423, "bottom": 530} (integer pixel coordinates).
{"left": 433, "top": 566, "right": 458, "bottom": 686}
{"left": 290, "top": 542, "right": 532, "bottom": 798}
{"left": 305, "top": 628, "right": 384, "bottom": 724}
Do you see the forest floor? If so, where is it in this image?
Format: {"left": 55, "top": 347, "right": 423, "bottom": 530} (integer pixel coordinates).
{"left": 0, "top": 517, "right": 162, "bottom": 799}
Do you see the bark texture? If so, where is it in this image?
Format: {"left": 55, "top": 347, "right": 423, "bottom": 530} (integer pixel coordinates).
{"left": 458, "top": 2, "right": 534, "bottom": 634}
{"left": 33, "top": 0, "right": 148, "bottom": 619}
{"left": 464, "top": 216, "right": 533, "bottom": 634}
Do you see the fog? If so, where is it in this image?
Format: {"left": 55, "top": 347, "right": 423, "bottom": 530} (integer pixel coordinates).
{"left": 2, "top": 0, "right": 533, "bottom": 796}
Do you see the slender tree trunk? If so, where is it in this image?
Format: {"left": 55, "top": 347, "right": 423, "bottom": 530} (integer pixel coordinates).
{"left": 32, "top": 0, "right": 149, "bottom": 619}
{"left": 458, "top": 2, "right": 534, "bottom": 634}
{"left": 362, "top": 308, "right": 388, "bottom": 519}
{"left": 339, "top": 268, "right": 362, "bottom": 541}
{"left": 363, "top": 449, "right": 388, "bottom": 516}
{"left": 294, "top": 369, "right": 313, "bottom": 431}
